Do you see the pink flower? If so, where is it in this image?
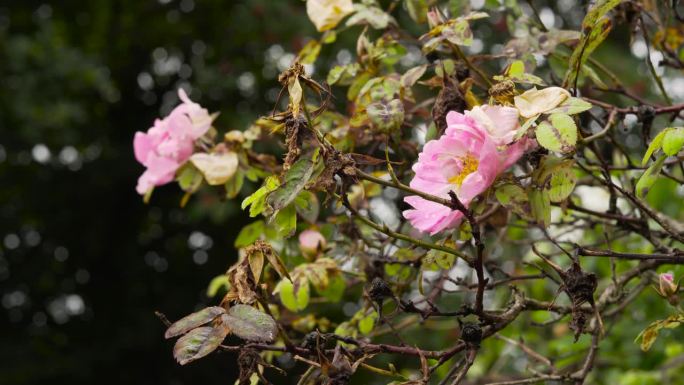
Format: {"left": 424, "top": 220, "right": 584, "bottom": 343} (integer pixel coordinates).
{"left": 657, "top": 272, "right": 680, "bottom": 306}
{"left": 403, "top": 107, "right": 525, "bottom": 235}
{"left": 299, "top": 229, "right": 326, "bottom": 258}
{"left": 462, "top": 105, "right": 520, "bottom": 146}
{"left": 134, "top": 89, "right": 214, "bottom": 195}
{"left": 659, "top": 273, "right": 677, "bottom": 296}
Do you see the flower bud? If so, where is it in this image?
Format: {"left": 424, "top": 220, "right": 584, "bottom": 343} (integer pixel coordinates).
{"left": 658, "top": 273, "right": 680, "bottom": 305}
{"left": 299, "top": 229, "right": 326, "bottom": 259}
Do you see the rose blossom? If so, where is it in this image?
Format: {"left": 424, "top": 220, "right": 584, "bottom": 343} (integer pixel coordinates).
{"left": 403, "top": 107, "right": 526, "bottom": 235}
{"left": 133, "top": 89, "right": 214, "bottom": 195}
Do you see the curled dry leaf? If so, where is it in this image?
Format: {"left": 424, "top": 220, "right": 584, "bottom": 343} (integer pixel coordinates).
{"left": 190, "top": 152, "right": 239, "bottom": 185}
{"left": 514, "top": 87, "right": 571, "bottom": 118}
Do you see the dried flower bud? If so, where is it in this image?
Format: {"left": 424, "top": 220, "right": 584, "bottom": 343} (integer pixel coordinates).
{"left": 299, "top": 229, "right": 326, "bottom": 259}
{"left": 368, "top": 277, "right": 393, "bottom": 304}
{"left": 460, "top": 322, "right": 482, "bottom": 345}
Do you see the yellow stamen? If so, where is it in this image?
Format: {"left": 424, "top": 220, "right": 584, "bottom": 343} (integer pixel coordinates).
{"left": 448, "top": 154, "right": 479, "bottom": 187}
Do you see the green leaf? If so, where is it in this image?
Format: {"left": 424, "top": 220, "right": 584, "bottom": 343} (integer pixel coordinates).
{"left": 177, "top": 163, "right": 203, "bottom": 193}
{"left": 316, "top": 274, "right": 345, "bottom": 302}
{"left": 327, "top": 63, "right": 360, "bottom": 86}
{"left": 206, "top": 275, "right": 230, "bottom": 297}
{"left": 358, "top": 310, "right": 378, "bottom": 335}
{"left": 423, "top": 248, "right": 456, "bottom": 271}
{"left": 662, "top": 127, "right": 684, "bottom": 156}
{"left": 443, "top": 19, "right": 473, "bottom": 46}
{"left": 582, "top": 0, "right": 622, "bottom": 30}
{"left": 495, "top": 183, "right": 530, "bottom": 218}
{"left": 274, "top": 203, "right": 297, "bottom": 238}
{"left": 348, "top": 72, "right": 372, "bottom": 101}
{"left": 225, "top": 168, "right": 244, "bottom": 199}
{"left": 367, "top": 99, "right": 405, "bottom": 132}
{"left": 165, "top": 306, "right": 226, "bottom": 339}
{"left": 241, "top": 176, "right": 280, "bottom": 217}
{"left": 294, "top": 190, "right": 320, "bottom": 223}
{"left": 528, "top": 188, "right": 551, "bottom": 226}
{"left": 277, "top": 275, "right": 310, "bottom": 312}
{"left": 642, "top": 128, "right": 670, "bottom": 166}
{"left": 564, "top": 16, "right": 613, "bottom": 88}
{"left": 267, "top": 149, "right": 319, "bottom": 212}
{"left": 636, "top": 155, "right": 667, "bottom": 199}
{"left": 221, "top": 304, "right": 278, "bottom": 342}
{"left": 425, "top": 122, "right": 439, "bottom": 142}
{"left": 535, "top": 114, "right": 577, "bottom": 153}
{"left": 547, "top": 165, "right": 577, "bottom": 202}
{"left": 173, "top": 325, "right": 230, "bottom": 365}
{"left": 546, "top": 97, "right": 593, "bottom": 115}
{"left": 234, "top": 220, "right": 265, "bottom": 248}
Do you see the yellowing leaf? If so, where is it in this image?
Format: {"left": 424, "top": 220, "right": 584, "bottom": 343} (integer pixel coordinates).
{"left": 190, "top": 152, "right": 239, "bottom": 185}
{"left": 306, "top": 0, "right": 354, "bottom": 32}
{"left": 297, "top": 40, "right": 322, "bottom": 65}
{"left": 514, "top": 87, "right": 571, "bottom": 118}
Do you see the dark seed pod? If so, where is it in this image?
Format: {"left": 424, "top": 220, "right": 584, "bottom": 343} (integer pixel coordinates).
{"left": 301, "top": 331, "right": 319, "bottom": 350}
{"left": 425, "top": 51, "right": 440, "bottom": 64}
{"left": 562, "top": 262, "right": 598, "bottom": 341}
{"left": 368, "top": 277, "right": 393, "bottom": 304}
{"left": 460, "top": 322, "right": 483, "bottom": 345}
{"left": 638, "top": 105, "right": 656, "bottom": 143}
{"left": 283, "top": 115, "right": 310, "bottom": 171}
{"left": 455, "top": 63, "right": 470, "bottom": 82}
{"left": 432, "top": 81, "right": 467, "bottom": 134}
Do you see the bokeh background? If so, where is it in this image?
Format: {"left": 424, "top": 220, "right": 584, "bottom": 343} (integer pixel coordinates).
{"left": 2, "top": 1, "right": 684, "bottom": 385}
{"left": 0, "top": 1, "right": 326, "bottom": 383}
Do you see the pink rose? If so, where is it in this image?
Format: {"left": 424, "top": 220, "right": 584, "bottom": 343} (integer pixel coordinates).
{"left": 462, "top": 105, "right": 520, "bottom": 146}
{"left": 134, "top": 89, "right": 214, "bottom": 195}
{"left": 403, "top": 107, "right": 526, "bottom": 235}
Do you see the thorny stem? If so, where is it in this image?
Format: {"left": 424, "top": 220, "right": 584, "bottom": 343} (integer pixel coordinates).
{"left": 448, "top": 191, "right": 488, "bottom": 317}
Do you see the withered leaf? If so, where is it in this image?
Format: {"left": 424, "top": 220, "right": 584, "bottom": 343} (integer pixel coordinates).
{"left": 164, "top": 306, "right": 226, "bottom": 339}
{"left": 173, "top": 325, "right": 231, "bottom": 365}
{"left": 221, "top": 304, "right": 278, "bottom": 343}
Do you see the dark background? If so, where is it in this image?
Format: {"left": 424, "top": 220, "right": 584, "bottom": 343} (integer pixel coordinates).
{"left": 0, "top": 1, "right": 323, "bottom": 383}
